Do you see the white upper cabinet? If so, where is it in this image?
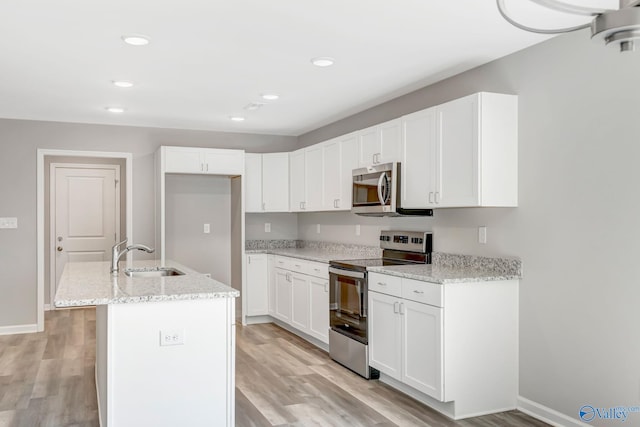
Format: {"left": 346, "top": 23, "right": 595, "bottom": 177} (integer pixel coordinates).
{"left": 339, "top": 132, "right": 359, "bottom": 210}
{"left": 401, "top": 108, "right": 438, "bottom": 209}
{"left": 245, "top": 153, "right": 289, "bottom": 213}
{"left": 322, "top": 138, "right": 341, "bottom": 210}
{"left": 289, "top": 148, "right": 306, "bottom": 212}
{"left": 401, "top": 92, "right": 518, "bottom": 208}
{"left": 305, "top": 145, "right": 324, "bottom": 211}
{"left": 262, "top": 153, "right": 289, "bottom": 212}
{"left": 163, "top": 146, "right": 244, "bottom": 176}
{"left": 244, "top": 153, "right": 263, "bottom": 213}
{"left": 358, "top": 118, "right": 402, "bottom": 166}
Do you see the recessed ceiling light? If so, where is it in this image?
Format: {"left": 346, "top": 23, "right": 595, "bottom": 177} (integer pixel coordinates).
{"left": 112, "top": 80, "right": 134, "bottom": 88}
{"left": 229, "top": 116, "right": 245, "bottom": 122}
{"left": 260, "top": 93, "right": 280, "bottom": 101}
{"left": 105, "top": 106, "right": 125, "bottom": 113}
{"left": 311, "top": 57, "right": 335, "bottom": 67}
{"left": 121, "top": 34, "right": 150, "bottom": 46}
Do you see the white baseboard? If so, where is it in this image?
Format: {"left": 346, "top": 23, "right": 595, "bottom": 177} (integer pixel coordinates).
{"left": 0, "top": 324, "right": 38, "bottom": 335}
{"left": 518, "top": 396, "right": 587, "bottom": 427}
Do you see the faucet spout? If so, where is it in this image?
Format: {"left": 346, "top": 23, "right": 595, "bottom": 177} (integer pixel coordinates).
{"left": 110, "top": 239, "right": 155, "bottom": 275}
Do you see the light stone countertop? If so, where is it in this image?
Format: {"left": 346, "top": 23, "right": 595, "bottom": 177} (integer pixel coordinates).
{"left": 367, "top": 264, "right": 521, "bottom": 284}
{"left": 246, "top": 247, "right": 377, "bottom": 263}
{"left": 54, "top": 259, "right": 239, "bottom": 308}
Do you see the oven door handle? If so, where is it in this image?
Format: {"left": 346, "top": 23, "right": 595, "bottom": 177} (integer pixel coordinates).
{"left": 328, "top": 267, "right": 366, "bottom": 279}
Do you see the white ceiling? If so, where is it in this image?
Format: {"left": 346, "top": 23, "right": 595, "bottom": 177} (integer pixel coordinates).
{"left": 0, "top": 0, "right": 619, "bottom": 136}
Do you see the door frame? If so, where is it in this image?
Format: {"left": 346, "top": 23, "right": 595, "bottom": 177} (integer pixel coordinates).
{"left": 49, "top": 163, "right": 122, "bottom": 308}
{"left": 37, "top": 149, "right": 133, "bottom": 332}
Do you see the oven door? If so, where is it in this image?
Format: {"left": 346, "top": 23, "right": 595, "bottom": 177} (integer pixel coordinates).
{"left": 329, "top": 267, "right": 368, "bottom": 344}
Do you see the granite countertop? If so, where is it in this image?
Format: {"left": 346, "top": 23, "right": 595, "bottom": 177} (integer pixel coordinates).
{"left": 367, "top": 264, "right": 520, "bottom": 284}
{"left": 54, "top": 260, "right": 239, "bottom": 308}
{"left": 246, "top": 247, "right": 373, "bottom": 263}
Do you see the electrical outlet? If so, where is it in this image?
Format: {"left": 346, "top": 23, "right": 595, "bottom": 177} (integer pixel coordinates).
{"left": 204, "top": 273, "right": 211, "bottom": 278}
{"left": 316, "top": 224, "right": 321, "bottom": 234}
{"left": 0, "top": 217, "right": 18, "bottom": 229}
{"left": 203, "top": 223, "right": 210, "bottom": 234}
{"left": 265, "top": 223, "right": 271, "bottom": 233}
{"left": 355, "top": 224, "right": 361, "bottom": 236}
{"left": 478, "top": 226, "right": 487, "bottom": 244}
{"left": 160, "top": 329, "right": 185, "bottom": 346}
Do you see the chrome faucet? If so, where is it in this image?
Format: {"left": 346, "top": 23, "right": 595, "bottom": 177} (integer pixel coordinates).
{"left": 110, "top": 238, "right": 155, "bottom": 275}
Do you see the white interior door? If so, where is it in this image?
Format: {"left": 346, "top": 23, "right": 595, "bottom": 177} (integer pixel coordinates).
{"left": 52, "top": 165, "right": 120, "bottom": 301}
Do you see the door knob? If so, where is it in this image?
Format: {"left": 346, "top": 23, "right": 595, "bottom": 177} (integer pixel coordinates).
{"left": 57, "top": 246, "right": 63, "bottom": 252}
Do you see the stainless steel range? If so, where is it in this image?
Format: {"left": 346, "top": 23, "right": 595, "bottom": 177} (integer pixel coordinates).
{"left": 328, "top": 230, "right": 433, "bottom": 379}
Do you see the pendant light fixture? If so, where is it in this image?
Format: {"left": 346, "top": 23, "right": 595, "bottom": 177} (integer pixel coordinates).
{"left": 497, "top": 0, "right": 640, "bottom": 52}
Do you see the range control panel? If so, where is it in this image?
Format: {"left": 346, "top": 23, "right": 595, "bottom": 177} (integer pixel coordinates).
{"left": 380, "top": 230, "right": 432, "bottom": 253}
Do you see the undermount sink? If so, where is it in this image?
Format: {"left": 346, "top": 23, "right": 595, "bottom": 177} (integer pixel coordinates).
{"left": 124, "top": 267, "right": 185, "bottom": 278}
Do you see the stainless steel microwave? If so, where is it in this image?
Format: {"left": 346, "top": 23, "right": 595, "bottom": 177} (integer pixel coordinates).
{"left": 351, "top": 162, "right": 433, "bottom": 217}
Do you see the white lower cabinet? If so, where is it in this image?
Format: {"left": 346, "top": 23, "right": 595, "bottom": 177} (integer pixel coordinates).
{"left": 369, "top": 290, "right": 443, "bottom": 400}
{"left": 274, "top": 268, "right": 292, "bottom": 322}
{"left": 368, "top": 272, "right": 518, "bottom": 420}
{"left": 245, "top": 254, "right": 268, "bottom": 316}
{"left": 291, "top": 274, "right": 310, "bottom": 331}
{"left": 268, "top": 256, "right": 329, "bottom": 345}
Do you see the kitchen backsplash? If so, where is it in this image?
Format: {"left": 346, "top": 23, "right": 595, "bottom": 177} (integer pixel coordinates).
{"left": 246, "top": 239, "right": 382, "bottom": 257}
{"left": 433, "top": 252, "right": 522, "bottom": 277}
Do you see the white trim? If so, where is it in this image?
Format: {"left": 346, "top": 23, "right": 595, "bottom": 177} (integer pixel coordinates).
{"left": 0, "top": 324, "right": 38, "bottom": 335}
{"left": 49, "top": 163, "right": 121, "bottom": 308}
{"left": 518, "top": 396, "right": 587, "bottom": 427}
{"left": 96, "top": 365, "right": 104, "bottom": 427}
{"left": 37, "top": 149, "right": 133, "bottom": 332}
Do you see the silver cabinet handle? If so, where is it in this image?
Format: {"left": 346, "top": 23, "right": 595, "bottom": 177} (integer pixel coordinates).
{"left": 377, "top": 282, "right": 387, "bottom": 286}
{"left": 248, "top": 256, "right": 251, "bottom": 264}
{"left": 324, "top": 282, "right": 328, "bottom": 292}
{"left": 413, "top": 290, "right": 424, "bottom": 294}
{"left": 295, "top": 264, "right": 301, "bottom": 268}
{"left": 314, "top": 268, "right": 321, "bottom": 272}
{"left": 201, "top": 163, "right": 204, "bottom": 172}
{"left": 393, "top": 301, "right": 399, "bottom": 314}
{"left": 206, "top": 163, "right": 209, "bottom": 172}
{"left": 262, "top": 202, "right": 266, "bottom": 211}
{"left": 429, "top": 192, "right": 434, "bottom": 203}
{"left": 399, "top": 302, "right": 405, "bottom": 315}
{"left": 435, "top": 192, "right": 440, "bottom": 204}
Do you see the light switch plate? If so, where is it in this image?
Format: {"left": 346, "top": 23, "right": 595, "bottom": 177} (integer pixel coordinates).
{"left": 316, "top": 224, "right": 321, "bottom": 234}
{"left": 264, "top": 223, "right": 271, "bottom": 233}
{"left": 203, "top": 223, "right": 210, "bottom": 234}
{"left": 160, "top": 329, "right": 185, "bottom": 346}
{"left": 355, "top": 224, "right": 361, "bottom": 236}
{"left": 0, "top": 217, "right": 17, "bottom": 229}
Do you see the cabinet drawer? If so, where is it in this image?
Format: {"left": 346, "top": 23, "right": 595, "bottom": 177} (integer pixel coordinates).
{"left": 368, "top": 273, "right": 402, "bottom": 297}
{"left": 273, "top": 256, "right": 309, "bottom": 275}
{"left": 305, "top": 261, "right": 328, "bottom": 278}
{"left": 401, "top": 278, "right": 442, "bottom": 307}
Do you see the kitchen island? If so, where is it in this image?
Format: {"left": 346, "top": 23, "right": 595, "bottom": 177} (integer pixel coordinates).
{"left": 54, "top": 260, "right": 238, "bottom": 427}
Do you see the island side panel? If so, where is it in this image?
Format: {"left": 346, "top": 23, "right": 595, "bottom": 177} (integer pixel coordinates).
{"left": 104, "top": 298, "right": 235, "bottom": 427}
{"left": 96, "top": 305, "right": 108, "bottom": 427}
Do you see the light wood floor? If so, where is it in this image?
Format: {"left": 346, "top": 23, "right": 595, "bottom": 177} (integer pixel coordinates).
{"left": 0, "top": 309, "right": 548, "bottom": 427}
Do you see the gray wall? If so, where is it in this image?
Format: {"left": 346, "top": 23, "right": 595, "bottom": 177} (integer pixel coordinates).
{"left": 245, "top": 213, "right": 299, "bottom": 240}
{"left": 165, "top": 174, "right": 231, "bottom": 284}
{"left": 298, "top": 30, "right": 640, "bottom": 424}
{"left": 0, "top": 119, "right": 296, "bottom": 327}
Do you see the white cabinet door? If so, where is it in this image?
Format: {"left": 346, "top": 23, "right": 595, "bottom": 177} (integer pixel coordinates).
{"left": 378, "top": 119, "right": 402, "bottom": 164}
{"left": 438, "top": 94, "right": 479, "bottom": 207}
{"left": 308, "top": 276, "right": 329, "bottom": 344}
{"left": 401, "top": 108, "right": 438, "bottom": 209}
{"left": 402, "top": 300, "right": 443, "bottom": 400}
{"left": 305, "top": 145, "right": 324, "bottom": 211}
{"left": 245, "top": 254, "right": 268, "bottom": 316}
{"left": 262, "top": 153, "right": 289, "bottom": 212}
{"left": 339, "top": 133, "right": 359, "bottom": 211}
{"left": 291, "top": 273, "right": 310, "bottom": 332}
{"left": 289, "top": 149, "right": 306, "bottom": 212}
{"left": 267, "top": 255, "right": 276, "bottom": 316}
{"left": 164, "top": 147, "right": 203, "bottom": 173}
{"left": 368, "top": 291, "right": 402, "bottom": 380}
{"left": 202, "top": 149, "right": 244, "bottom": 175}
{"left": 244, "top": 154, "right": 263, "bottom": 213}
{"left": 274, "top": 268, "right": 291, "bottom": 322}
{"left": 322, "top": 139, "right": 341, "bottom": 211}
{"left": 358, "top": 125, "right": 379, "bottom": 166}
